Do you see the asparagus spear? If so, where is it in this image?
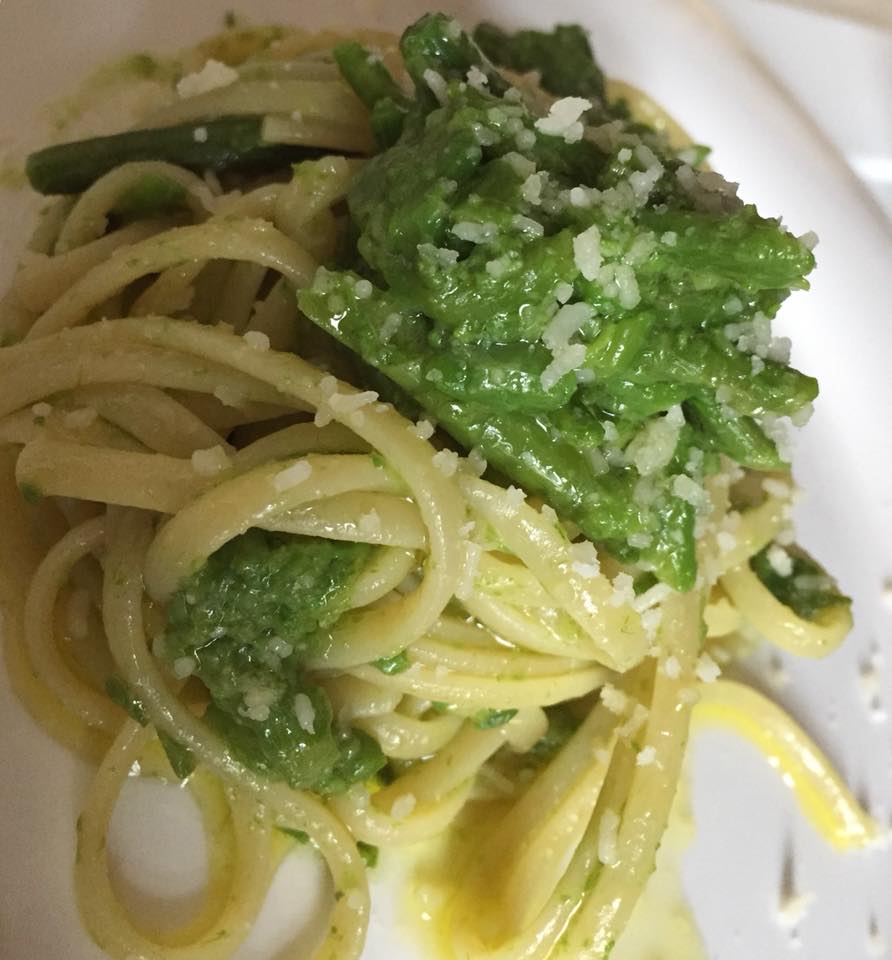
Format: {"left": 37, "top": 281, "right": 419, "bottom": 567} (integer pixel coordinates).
{"left": 26, "top": 115, "right": 331, "bottom": 195}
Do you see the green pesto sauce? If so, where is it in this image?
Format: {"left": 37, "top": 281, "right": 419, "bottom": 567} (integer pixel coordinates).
{"left": 298, "top": 13, "right": 818, "bottom": 591}
{"left": 161, "top": 530, "right": 384, "bottom": 793}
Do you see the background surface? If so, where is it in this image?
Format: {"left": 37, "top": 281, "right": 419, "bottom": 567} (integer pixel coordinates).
{"left": 0, "top": 1, "right": 890, "bottom": 958}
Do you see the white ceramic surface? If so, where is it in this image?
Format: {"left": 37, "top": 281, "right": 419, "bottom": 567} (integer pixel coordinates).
{"left": 1, "top": 1, "right": 891, "bottom": 958}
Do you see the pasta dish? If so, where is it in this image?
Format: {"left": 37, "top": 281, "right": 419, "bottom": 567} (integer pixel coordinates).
{"left": 0, "top": 13, "right": 877, "bottom": 960}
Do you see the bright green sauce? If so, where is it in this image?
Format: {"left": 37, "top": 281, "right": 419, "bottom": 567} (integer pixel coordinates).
{"left": 161, "top": 530, "right": 384, "bottom": 793}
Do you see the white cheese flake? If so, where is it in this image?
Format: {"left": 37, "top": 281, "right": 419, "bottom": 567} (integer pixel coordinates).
{"left": 423, "top": 69, "right": 449, "bottom": 106}
{"left": 328, "top": 389, "right": 378, "bottom": 414}
{"left": 766, "top": 544, "right": 794, "bottom": 577}
{"left": 172, "top": 656, "right": 196, "bottom": 679}
{"left": 600, "top": 684, "right": 629, "bottom": 715}
{"left": 242, "top": 330, "right": 270, "bottom": 351}
{"left": 533, "top": 96, "right": 591, "bottom": 144}
{"left": 662, "top": 655, "right": 681, "bottom": 679}
{"left": 542, "top": 301, "right": 594, "bottom": 352}
{"left": 570, "top": 540, "right": 601, "bottom": 579}
{"left": 539, "top": 343, "right": 587, "bottom": 391}
{"left": 609, "top": 572, "right": 635, "bottom": 607}
{"left": 572, "top": 225, "right": 603, "bottom": 281}
{"left": 597, "top": 808, "right": 621, "bottom": 866}
{"left": 636, "top": 745, "right": 657, "bottom": 766}
{"left": 451, "top": 221, "right": 498, "bottom": 243}
{"left": 695, "top": 652, "right": 721, "bottom": 684}
{"left": 466, "top": 65, "right": 488, "bottom": 91}
{"left": 239, "top": 684, "right": 279, "bottom": 722}
{"left": 432, "top": 449, "right": 459, "bottom": 476}
{"left": 353, "top": 278, "right": 373, "bottom": 299}
{"left": 273, "top": 459, "right": 312, "bottom": 491}
{"left": 293, "top": 693, "right": 316, "bottom": 734}
{"left": 191, "top": 445, "right": 230, "bottom": 476}
{"left": 411, "top": 419, "right": 435, "bottom": 440}
{"left": 176, "top": 59, "right": 239, "bottom": 98}
{"left": 390, "top": 793, "right": 417, "bottom": 820}
{"left": 626, "top": 406, "right": 684, "bottom": 477}
{"left": 521, "top": 172, "right": 543, "bottom": 204}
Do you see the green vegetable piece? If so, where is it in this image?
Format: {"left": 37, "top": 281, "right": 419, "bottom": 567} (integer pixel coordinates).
{"left": 114, "top": 173, "right": 189, "bottom": 219}
{"left": 157, "top": 730, "right": 197, "bottom": 780}
{"left": 684, "top": 394, "right": 786, "bottom": 470}
{"left": 277, "top": 826, "right": 311, "bottom": 844}
{"left": 163, "top": 531, "right": 384, "bottom": 793}
{"left": 473, "top": 22, "right": 605, "bottom": 101}
{"left": 333, "top": 41, "right": 412, "bottom": 148}
{"left": 472, "top": 707, "right": 518, "bottom": 729}
{"left": 750, "top": 546, "right": 850, "bottom": 621}
{"left": 26, "top": 115, "right": 332, "bottom": 196}
{"left": 399, "top": 12, "right": 508, "bottom": 101}
{"left": 105, "top": 676, "right": 148, "bottom": 725}
{"left": 357, "top": 841, "right": 379, "bottom": 868}
{"left": 373, "top": 650, "right": 411, "bottom": 675}
{"left": 529, "top": 704, "right": 582, "bottom": 761}
{"left": 632, "top": 572, "right": 658, "bottom": 596}
{"left": 106, "top": 676, "right": 195, "bottom": 779}
{"left": 298, "top": 15, "right": 820, "bottom": 593}
{"left": 18, "top": 482, "right": 43, "bottom": 503}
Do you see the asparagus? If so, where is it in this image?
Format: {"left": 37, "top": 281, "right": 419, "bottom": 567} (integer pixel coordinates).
{"left": 26, "top": 115, "right": 330, "bottom": 195}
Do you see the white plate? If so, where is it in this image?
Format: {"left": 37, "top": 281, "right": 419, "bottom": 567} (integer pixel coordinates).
{"left": 1, "top": 1, "right": 891, "bottom": 958}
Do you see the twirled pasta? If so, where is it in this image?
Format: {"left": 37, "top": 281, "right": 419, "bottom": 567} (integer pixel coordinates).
{"left": 0, "top": 18, "right": 872, "bottom": 960}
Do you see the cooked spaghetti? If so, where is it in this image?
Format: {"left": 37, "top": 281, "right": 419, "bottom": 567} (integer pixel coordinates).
{"left": 0, "top": 13, "right": 874, "bottom": 960}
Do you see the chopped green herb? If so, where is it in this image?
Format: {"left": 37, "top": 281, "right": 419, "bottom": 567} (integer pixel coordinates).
{"left": 277, "top": 826, "right": 311, "bottom": 844}
{"left": 529, "top": 704, "right": 581, "bottom": 760}
{"left": 357, "top": 841, "right": 379, "bottom": 868}
{"left": 18, "top": 482, "right": 43, "bottom": 504}
{"left": 104, "top": 676, "right": 148, "bottom": 725}
{"left": 472, "top": 707, "right": 518, "bottom": 729}
{"left": 373, "top": 650, "right": 410, "bottom": 675}
{"left": 157, "top": 730, "right": 196, "bottom": 780}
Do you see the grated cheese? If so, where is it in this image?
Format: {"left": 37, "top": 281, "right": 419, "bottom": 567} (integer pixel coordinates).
{"left": 432, "top": 449, "right": 459, "bottom": 476}
{"left": 176, "top": 59, "right": 239, "bottom": 98}
{"left": 191, "top": 445, "right": 230, "bottom": 476}
{"left": 597, "top": 808, "right": 621, "bottom": 866}
{"left": 242, "top": 330, "right": 270, "bottom": 351}
{"left": 423, "top": 69, "right": 449, "bottom": 106}
{"left": 600, "top": 684, "right": 629, "bottom": 715}
{"left": 273, "top": 459, "right": 312, "bottom": 491}
{"left": 695, "top": 652, "right": 721, "bottom": 684}
{"left": 411, "top": 419, "right": 435, "bottom": 440}
{"left": 390, "top": 793, "right": 417, "bottom": 819}
{"left": 572, "top": 225, "right": 603, "bottom": 281}
{"left": 293, "top": 693, "right": 316, "bottom": 734}
{"left": 533, "top": 96, "right": 591, "bottom": 144}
